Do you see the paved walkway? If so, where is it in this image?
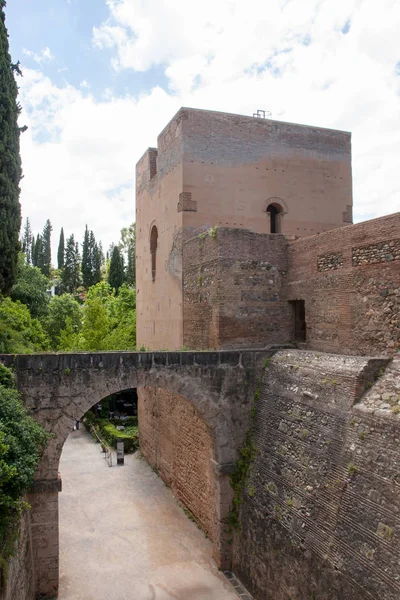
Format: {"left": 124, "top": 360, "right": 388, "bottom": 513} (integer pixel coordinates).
{"left": 59, "top": 428, "right": 239, "bottom": 600}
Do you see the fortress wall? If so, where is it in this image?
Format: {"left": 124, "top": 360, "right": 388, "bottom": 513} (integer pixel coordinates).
{"left": 138, "top": 386, "right": 218, "bottom": 542}
{"left": 182, "top": 228, "right": 291, "bottom": 349}
{"left": 233, "top": 350, "right": 400, "bottom": 600}
{"left": 285, "top": 212, "right": 400, "bottom": 356}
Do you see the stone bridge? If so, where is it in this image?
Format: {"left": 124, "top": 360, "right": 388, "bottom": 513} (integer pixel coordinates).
{"left": 0, "top": 349, "right": 272, "bottom": 598}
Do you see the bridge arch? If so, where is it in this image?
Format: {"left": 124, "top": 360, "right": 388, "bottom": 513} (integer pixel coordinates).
{"left": 0, "top": 349, "right": 270, "bottom": 598}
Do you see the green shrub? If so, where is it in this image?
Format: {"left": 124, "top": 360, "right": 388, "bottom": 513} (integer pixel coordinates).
{"left": 101, "top": 422, "right": 138, "bottom": 453}
{"left": 0, "top": 366, "right": 51, "bottom": 581}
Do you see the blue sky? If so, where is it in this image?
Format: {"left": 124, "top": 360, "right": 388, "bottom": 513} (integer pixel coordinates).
{"left": 4, "top": 0, "right": 400, "bottom": 257}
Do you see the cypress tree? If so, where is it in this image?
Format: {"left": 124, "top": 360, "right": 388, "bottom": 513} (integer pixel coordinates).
{"left": 57, "top": 227, "right": 64, "bottom": 270}
{"left": 21, "top": 217, "right": 33, "bottom": 263}
{"left": 41, "top": 219, "right": 52, "bottom": 277}
{"left": 61, "top": 234, "right": 81, "bottom": 293}
{"left": 108, "top": 246, "right": 124, "bottom": 293}
{"left": 81, "top": 225, "right": 91, "bottom": 288}
{"left": 0, "top": 2, "right": 22, "bottom": 294}
{"left": 92, "top": 241, "right": 102, "bottom": 285}
{"left": 32, "top": 234, "right": 42, "bottom": 269}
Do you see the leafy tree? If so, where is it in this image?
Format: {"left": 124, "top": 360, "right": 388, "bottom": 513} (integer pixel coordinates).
{"left": 21, "top": 217, "right": 32, "bottom": 264}
{"left": 0, "top": 296, "right": 49, "bottom": 353}
{"left": 0, "top": 3, "right": 22, "bottom": 294}
{"left": 108, "top": 246, "right": 124, "bottom": 293}
{"left": 57, "top": 227, "right": 64, "bottom": 270}
{"left": 44, "top": 293, "right": 81, "bottom": 349}
{"left": 61, "top": 234, "right": 81, "bottom": 293}
{"left": 57, "top": 282, "right": 136, "bottom": 352}
{"left": 41, "top": 219, "right": 52, "bottom": 277}
{"left": 0, "top": 366, "right": 50, "bottom": 569}
{"left": 10, "top": 253, "right": 49, "bottom": 319}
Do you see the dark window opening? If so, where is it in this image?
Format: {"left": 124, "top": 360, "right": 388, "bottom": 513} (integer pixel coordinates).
{"left": 290, "top": 300, "right": 307, "bottom": 342}
{"left": 266, "top": 203, "right": 283, "bottom": 233}
{"left": 150, "top": 225, "right": 158, "bottom": 281}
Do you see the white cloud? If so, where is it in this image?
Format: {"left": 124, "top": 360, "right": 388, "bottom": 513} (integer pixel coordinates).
{"left": 18, "top": 69, "right": 179, "bottom": 258}
{"left": 17, "top": 0, "right": 400, "bottom": 262}
{"left": 22, "top": 46, "right": 54, "bottom": 65}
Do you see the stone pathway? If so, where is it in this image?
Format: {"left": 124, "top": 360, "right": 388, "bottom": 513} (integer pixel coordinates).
{"left": 59, "top": 428, "right": 240, "bottom": 600}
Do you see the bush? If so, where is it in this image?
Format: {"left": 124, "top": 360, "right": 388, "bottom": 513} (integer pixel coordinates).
{"left": 99, "top": 422, "right": 138, "bottom": 453}
{"left": 0, "top": 366, "right": 51, "bottom": 582}
{"left": 0, "top": 296, "right": 49, "bottom": 353}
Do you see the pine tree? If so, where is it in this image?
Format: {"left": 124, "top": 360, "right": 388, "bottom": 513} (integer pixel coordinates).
{"left": 57, "top": 227, "right": 65, "bottom": 270}
{"left": 61, "top": 234, "right": 81, "bottom": 293}
{"left": 108, "top": 246, "right": 124, "bottom": 293}
{"left": 41, "top": 219, "right": 52, "bottom": 277}
{"left": 0, "top": 2, "right": 22, "bottom": 294}
{"left": 21, "top": 217, "right": 33, "bottom": 263}
{"left": 81, "top": 225, "right": 91, "bottom": 288}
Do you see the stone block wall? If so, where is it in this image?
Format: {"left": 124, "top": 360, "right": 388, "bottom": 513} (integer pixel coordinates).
{"left": 0, "top": 511, "right": 35, "bottom": 600}
{"left": 233, "top": 350, "right": 400, "bottom": 600}
{"left": 285, "top": 212, "right": 400, "bottom": 356}
{"left": 183, "top": 228, "right": 291, "bottom": 349}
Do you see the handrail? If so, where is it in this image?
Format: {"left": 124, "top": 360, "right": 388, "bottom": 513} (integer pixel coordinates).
{"left": 90, "top": 425, "right": 113, "bottom": 467}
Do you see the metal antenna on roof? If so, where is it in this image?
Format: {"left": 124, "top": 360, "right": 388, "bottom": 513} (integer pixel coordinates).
{"left": 252, "top": 109, "right": 272, "bottom": 119}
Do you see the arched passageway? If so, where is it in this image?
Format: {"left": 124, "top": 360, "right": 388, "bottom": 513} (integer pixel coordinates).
{"left": 58, "top": 387, "right": 237, "bottom": 599}
{"left": 266, "top": 202, "right": 283, "bottom": 233}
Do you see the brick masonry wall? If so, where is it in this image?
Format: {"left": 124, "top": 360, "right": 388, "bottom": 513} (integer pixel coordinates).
{"left": 138, "top": 387, "right": 217, "bottom": 542}
{"left": 233, "top": 350, "right": 400, "bottom": 600}
{"left": 285, "top": 213, "right": 400, "bottom": 356}
{"left": 183, "top": 228, "right": 292, "bottom": 349}
{"left": 0, "top": 510, "right": 35, "bottom": 600}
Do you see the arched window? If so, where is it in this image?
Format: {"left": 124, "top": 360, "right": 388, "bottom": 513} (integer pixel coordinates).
{"left": 150, "top": 225, "right": 158, "bottom": 281}
{"left": 266, "top": 203, "right": 283, "bottom": 233}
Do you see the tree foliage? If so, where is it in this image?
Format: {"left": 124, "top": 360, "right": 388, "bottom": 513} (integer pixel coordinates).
{"left": 57, "top": 227, "right": 64, "bottom": 270}
{"left": 10, "top": 253, "right": 49, "bottom": 319}
{"left": 61, "top": 234, "right": 81, "bottom": 293}
{"left": 0, "top": 366, "right": 51, "bottom": 573}
{"left": 108, "top": 246, "right": 124, "bottom": 293}
{"left": 119, "top": 222, "right": 135, "bottom": 286}
{"left": 0, "top": 296, "right": 49, "bottom": 353}
{"left": 0, "top": 3, "right": 22, "bottom": 295}
{"left": 44, "top": 293, "right": 82, "bottom": 349}
{"left": 56, "top": 282, "right": 136, "bottom": 352}
{"left": 21, "top": 217, "right": 32, "bottom": 264}
{"left": 41, "top": 219, "right": 52, "bottom": 277}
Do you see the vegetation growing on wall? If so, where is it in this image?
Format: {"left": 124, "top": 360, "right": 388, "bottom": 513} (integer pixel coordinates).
{"left": 228, "top": 358, "right": 270, "bottom": 530}
{"left": 0, "top": 365, "right": 51, "bottom": 583}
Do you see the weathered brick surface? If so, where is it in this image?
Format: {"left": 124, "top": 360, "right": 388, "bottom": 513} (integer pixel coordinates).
{"left": 285, "top": 213, "right": 400, "bottom": 356}
{"left": 233, "top": 350, "right": 400, "bottom": 600}
{"left": 139, "top": 387, "right": 217, "bottom": 541}
{"left": 183, "top": 228, "right": 291, "bottom": 349}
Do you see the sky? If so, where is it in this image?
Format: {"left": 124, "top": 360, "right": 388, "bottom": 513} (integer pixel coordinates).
{"left": 5, "top": 0, "right": 400, "bottom": 257}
